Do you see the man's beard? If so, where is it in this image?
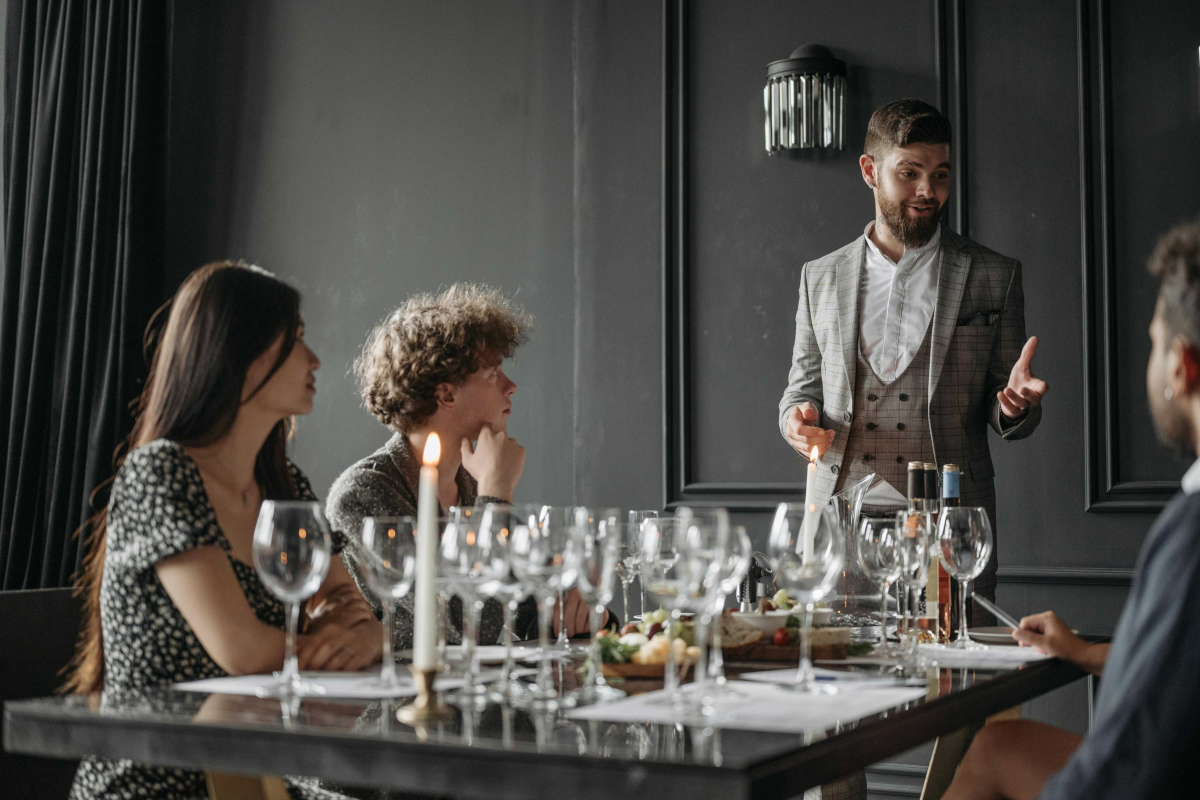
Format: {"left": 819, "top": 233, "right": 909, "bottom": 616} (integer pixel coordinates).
{"left": 877, "top": 191, "right": 943, "bottom": 248}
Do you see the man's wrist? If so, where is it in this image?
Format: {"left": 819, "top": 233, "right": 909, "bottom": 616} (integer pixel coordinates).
{"left": 477, "top": 481, "right": 515, "bottom": 503}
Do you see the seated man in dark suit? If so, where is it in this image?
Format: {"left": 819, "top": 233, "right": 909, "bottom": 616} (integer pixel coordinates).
{"left": 943, "top": 217, "right": 1200, "bottom": 799}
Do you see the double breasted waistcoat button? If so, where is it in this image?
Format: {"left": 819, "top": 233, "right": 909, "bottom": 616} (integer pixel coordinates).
{"left": 899, "top": 393, "right": 909, "bottom": 401}
{"left": 896, "top": 456, "right": 905, "bottom": 463}
{"left": 866, "top": 423, "right": 877, "bottom": 431}
{"left": 868, "top": 394, "right": 878, "bottom": 401}
{"left": 896, "top": 423, "right": 905, "bottom": 430}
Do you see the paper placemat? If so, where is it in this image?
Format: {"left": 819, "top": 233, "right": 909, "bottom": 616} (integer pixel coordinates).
{"left": 917, "top": 644, "right": 1050, "bottom": 669}
{"left": 175, "top": 667, "right": 534, "bottom": 699}
{"left": 740, "top": 667, "right": 927, "bottom": 691}
{"left": 567, "top": 680, "right": 927, "bottom": 734}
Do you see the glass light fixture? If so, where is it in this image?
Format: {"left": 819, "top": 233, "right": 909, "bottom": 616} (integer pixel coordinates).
{"left": 764, "top": 44, "right": 847, "bottom": 154}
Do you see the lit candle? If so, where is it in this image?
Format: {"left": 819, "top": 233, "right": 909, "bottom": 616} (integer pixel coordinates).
{"left": 803, "top": 446, "right": 819, "bottom": 563}
{"left": 412, "top": 433, "right": 441, "bottom": 672}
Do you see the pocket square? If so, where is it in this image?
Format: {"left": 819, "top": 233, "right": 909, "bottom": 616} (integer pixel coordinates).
{"left": 957, "top": 309, "right": 1003, "bottom": 327}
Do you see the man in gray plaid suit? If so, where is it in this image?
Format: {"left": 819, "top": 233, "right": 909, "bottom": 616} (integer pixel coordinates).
{"left": 778, "top": 99, "right": 1048, "bottom": 605}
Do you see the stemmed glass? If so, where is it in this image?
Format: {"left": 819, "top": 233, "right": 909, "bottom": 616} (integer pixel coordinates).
{"left": 509, "top": 504, "right": 584, "bottom": 709}
{"left": 895, "top": 510, "right": 932, "bottom": 666}
{"left": 705, "top": 525, "right": 753, "bottom": 690}
{"left": 857, "top": 516, "right": 902, "bottom": 656}
{"left": 629, "top": 510, "right": 660, "bottom": 616}
{"left": 767, "top": 503, "right": 844, "bottom": 693}
{"left": 252, "top": 500, "right": 333, "bottom": 698}
{"left": 937, "top": 507, "right": 994, "bottom": 649}
{"left": 359, "top": 516, "right": 417, "bottom": 691}
{"left": 571, "top": 509, "right": 625, "bottom": 705}
{"left": 440, "top": 506, "right": 512, "bottom": 707}
{"left": 676, "top": 507, "right": 733, "bottom": 688}
{"left": 615, "top": 521, "right": 642, "bottom": 625}
{"left": 477, "top": 504, "right": 531, "bottom": 702}
{"left": 638, "top": 516, "right": 690, "bottom": 703}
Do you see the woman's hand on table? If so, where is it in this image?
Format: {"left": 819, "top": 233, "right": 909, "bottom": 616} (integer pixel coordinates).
{"left": 552, "top": 587, "right": 607, "bottom": 638}
{"left": 296, "top": 620, "right": 382, "bottom": 672}
{"left": 1013, "top": 610, "right": 1107, "bottom": 675}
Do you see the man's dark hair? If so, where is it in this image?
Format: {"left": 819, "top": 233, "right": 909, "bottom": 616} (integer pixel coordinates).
{"left": 863, "top": 98, "right": 952, "bottom": 162}
{"left": 1149, "top": 217, "right": 1200, "bottom": 346}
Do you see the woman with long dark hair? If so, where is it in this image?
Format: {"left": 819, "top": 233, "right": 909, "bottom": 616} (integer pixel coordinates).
{"left": 65, "top": 261, "right": 382, "bottom": 800}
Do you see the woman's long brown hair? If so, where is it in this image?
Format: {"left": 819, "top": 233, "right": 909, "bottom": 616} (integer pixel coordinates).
{"left": 62, "top": 261, "right": 304, "bottom": 694}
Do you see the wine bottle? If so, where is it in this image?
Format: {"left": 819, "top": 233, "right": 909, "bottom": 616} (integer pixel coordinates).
{"left": 941, "top": 464, "right": 962, "bottom": 640}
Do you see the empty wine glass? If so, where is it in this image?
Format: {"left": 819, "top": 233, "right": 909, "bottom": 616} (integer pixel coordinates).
{"left": 252, "top": 500, "right": 333, "bottom": 697}
{"left": 857, "top": 516, "right": 902, "bottom": 656}
{"left": 440, "top": 505, "right": 512, "bottom": 707}
{"left": 571, "top": 508, "right": 625, "bottom": 705}
{"left": 360, "top": 516, "right": 417, "bottom": 691}
{"left": 768, "top": 503, "right": 844, "bottom": 693}
{"left": 475, "top": 504, "right": 531, "bottom": 703}
{"left": 509, "top": 504, "right": 584, "bottom": 709}
{"left": 937, "top": 506, "right": 994, "bottom": 649}
{"left": 629, "top": 510, "right": 660, "bottom": 616}
{"left": 675, "top": 507, "right": 732, "bottom": 693}
{"left": 705, "top": 525, "right": 752, "bottom": 690}
{"left": 614, "top": 519, "right": 642, "bottom": 626}
{"left": 896, "top": 510, "right": 932, "bottom": 666}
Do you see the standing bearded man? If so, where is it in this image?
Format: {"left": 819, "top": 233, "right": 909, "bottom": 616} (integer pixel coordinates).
{"left": 778, "top": 98, "right": 1048, "bottom": 611}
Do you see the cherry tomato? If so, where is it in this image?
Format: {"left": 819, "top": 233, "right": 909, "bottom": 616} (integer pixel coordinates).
{"left": 773, "top": 627, "right": 792, "bottom": 646}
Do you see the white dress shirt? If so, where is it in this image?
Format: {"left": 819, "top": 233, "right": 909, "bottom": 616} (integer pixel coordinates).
{"left": 859, "top": 221, "right": 942, "bottom": 383}
{"left": 1181, "top": 459, "right": 1200, "bottom": 495}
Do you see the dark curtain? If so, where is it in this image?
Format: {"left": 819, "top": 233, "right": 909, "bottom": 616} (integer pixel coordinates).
{"left": 0, "top": 0, "right": 166, "bottom": 590}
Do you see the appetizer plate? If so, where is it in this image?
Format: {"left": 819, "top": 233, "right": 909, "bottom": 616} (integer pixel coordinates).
{"left": 731, "top": 607, "right": 832, "bottom": 635}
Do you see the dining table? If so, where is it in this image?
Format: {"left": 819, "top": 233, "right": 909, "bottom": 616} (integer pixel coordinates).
{"left": 3, "top": 648, "right": 1090, "bottom": 800}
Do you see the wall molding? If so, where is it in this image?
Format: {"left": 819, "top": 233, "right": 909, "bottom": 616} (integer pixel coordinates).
{"left": 996, "top": 566, "right": 1134, "bottom": 586}
{"left": 661, "top": 0, "right": 958, "bottom": 507}
{"left": 1079, "top": 0, "right": 1179, "bottom": 512}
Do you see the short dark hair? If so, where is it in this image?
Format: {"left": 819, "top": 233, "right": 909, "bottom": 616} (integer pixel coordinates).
{"left": 863, "top": 98, "right": 952, "bottom": 162}
{"left": 1149, "top": 217, "right": 1200, "bottom": 346}
{"left": 356, "top": 283, "right": 531, "bottom": 432}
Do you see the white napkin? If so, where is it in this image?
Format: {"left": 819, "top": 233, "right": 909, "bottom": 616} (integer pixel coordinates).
{"left": 917, "top": 643, "right": 1050, "bottom": 669}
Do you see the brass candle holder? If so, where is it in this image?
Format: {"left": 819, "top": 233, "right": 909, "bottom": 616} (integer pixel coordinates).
{"left": 396, "top": 667, "right": 454, "bottom": 725}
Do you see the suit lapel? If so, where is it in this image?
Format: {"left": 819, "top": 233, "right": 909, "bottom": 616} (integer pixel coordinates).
{"left": 836, "top": 238, "right": 865, "bottom": 401}
{"left": 928, "top": 228, "right": 972, "bottom": 401}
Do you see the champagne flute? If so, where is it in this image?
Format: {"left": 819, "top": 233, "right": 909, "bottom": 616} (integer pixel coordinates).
{"left": 360, "top": 516, "right": 417, "bottom": 690}
{"left": 857, "top": 516, "right": 902, "bottom": 655}
{"left": 628, "top": 510, "right": 660, "bottom": 616}
{"left": 570, "top": 508, "right": 625, "bottom": 705}
{"left": 937, "top": 506, "right": 994, "bottom": 649}
{"left": 896, "top": 510, "right": 932, "bottom": 667}
{"left": 615, "top": 520, "right": 642, "bottom": 626}
{"left": 252, "top": 500, "right": 332, "bottom": 697}
{"left": 509, "top": 504, "right": 584, "bottom": 709}
{"left": 767, "top": 503, "right": 844, "bottom": 693}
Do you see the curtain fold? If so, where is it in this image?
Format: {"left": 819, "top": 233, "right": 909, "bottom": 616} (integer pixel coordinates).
{"left": 0, "top": 0, "right": 166, "bottom": 589}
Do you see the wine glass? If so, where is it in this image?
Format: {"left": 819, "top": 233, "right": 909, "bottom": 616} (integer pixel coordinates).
{"left": 359, "top": 516, "right": 417, "bottom": 690}
{"left": 571, "top": 508, "right": 625, "bottom": 705}
{"left": 767, "top": 503, "right": 844, "bottom": 693}
{"left": 628, "top": 510, "right": 660, "bottom": 616}
{"left": 705, "top": 525, "right": 752, "bottom": 689}
{"left": 937, "top": 507, "right": 994, "bottom": 649}
{"left": 509, "top": 504, "right": 585, "bottom": 709}
{"left": 440, "top": 505, "right": 512, "bottom": 707}
{"left": 675, "top": 507, "right": 732, "bottom": 692}
{"left": 857, "top": 516, "right": 902, "bottom": 655}
{"left": 895, "top": 510, "right": 932, "bottom": 666}
{"left": 252, "top": 500, "right": 333, "bottom": 697}
{"left": 475, "top": 504, "right": 531, "bottom": 703}
{"left": 614, "top": 520, "right": 642, "bottom": 626}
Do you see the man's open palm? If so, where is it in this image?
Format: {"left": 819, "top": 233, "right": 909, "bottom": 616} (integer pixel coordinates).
{"left": 997, "top": 336, "right": 1049, "bottom": 419}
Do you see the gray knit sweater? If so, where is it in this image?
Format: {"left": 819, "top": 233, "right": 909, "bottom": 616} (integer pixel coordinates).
{"left": 325, "top": 433, "right": 537, "bottom": 650}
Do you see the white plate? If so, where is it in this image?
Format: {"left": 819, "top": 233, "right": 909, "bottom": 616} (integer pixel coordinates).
{"left": 731, "top": 607, "right": 833, "bottom": 635}
{"left": 968, "top": 626, "right": 1017, "bottom": 645}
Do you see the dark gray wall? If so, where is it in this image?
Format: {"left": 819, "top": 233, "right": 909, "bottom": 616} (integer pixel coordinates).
{"left": 163, "top": 0, "right": 1199, "bottom": 791}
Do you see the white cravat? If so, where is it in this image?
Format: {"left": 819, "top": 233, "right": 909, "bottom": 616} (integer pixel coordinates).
{"left": 859, "top": 221, "right": 942, "bottom": 383}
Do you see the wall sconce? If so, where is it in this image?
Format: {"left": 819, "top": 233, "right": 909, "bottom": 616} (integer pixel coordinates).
{"left": 764, "top": 44, "right": 847, "bottom": 154}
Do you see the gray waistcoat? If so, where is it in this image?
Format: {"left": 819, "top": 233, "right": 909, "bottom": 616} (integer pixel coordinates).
{"left": 835, "top": 325, "right": 935, "bottom": 499}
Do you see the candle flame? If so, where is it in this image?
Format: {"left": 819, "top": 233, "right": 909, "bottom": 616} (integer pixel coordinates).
{"left": 423, "top": 433, "right": 441, "bottom": 466}
{"left": 810, "top": 445, "right": 819, "bottom": 462}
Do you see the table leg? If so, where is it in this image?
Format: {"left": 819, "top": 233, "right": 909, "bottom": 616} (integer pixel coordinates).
{"left": 919, "top": 727, "right": 972, "bottom": 800}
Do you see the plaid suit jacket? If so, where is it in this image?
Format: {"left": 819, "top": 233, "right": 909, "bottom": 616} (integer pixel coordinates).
{"left": 778, "top": 227, "right": 1040, "bottom": 581}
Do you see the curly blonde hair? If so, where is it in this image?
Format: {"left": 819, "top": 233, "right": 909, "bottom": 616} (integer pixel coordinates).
{"left": 356, "top": 283, "right": 531, "bottom": 432}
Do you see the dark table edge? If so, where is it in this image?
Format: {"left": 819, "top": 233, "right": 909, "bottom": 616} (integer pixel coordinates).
{"left": 4, "top": 659, "right": 1088, "bottom": 800}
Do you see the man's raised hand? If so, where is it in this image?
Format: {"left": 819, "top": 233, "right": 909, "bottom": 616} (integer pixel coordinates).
{"left": 998, "top": 335, "right": 1049, "bottom": 420}
{"left": 784, "top": 402, "right": 835, "bottom": 459}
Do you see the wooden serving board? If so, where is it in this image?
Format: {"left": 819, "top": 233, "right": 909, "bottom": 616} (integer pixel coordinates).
{"left": 723, "top": 642, "right": 846, "bottom": 662}
{"left": 601, "top": 662, "right": 695, "bottom": 679}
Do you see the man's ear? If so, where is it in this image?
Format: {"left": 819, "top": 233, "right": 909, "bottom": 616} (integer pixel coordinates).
{"left": 434, "top": 383, "right": 456, "bottom": 410}
{"left": 860, "top": 154, "right": 877, "bottom": 189}
{"left": 1177, "top": 339, "right": 1200, "bottom": 394}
